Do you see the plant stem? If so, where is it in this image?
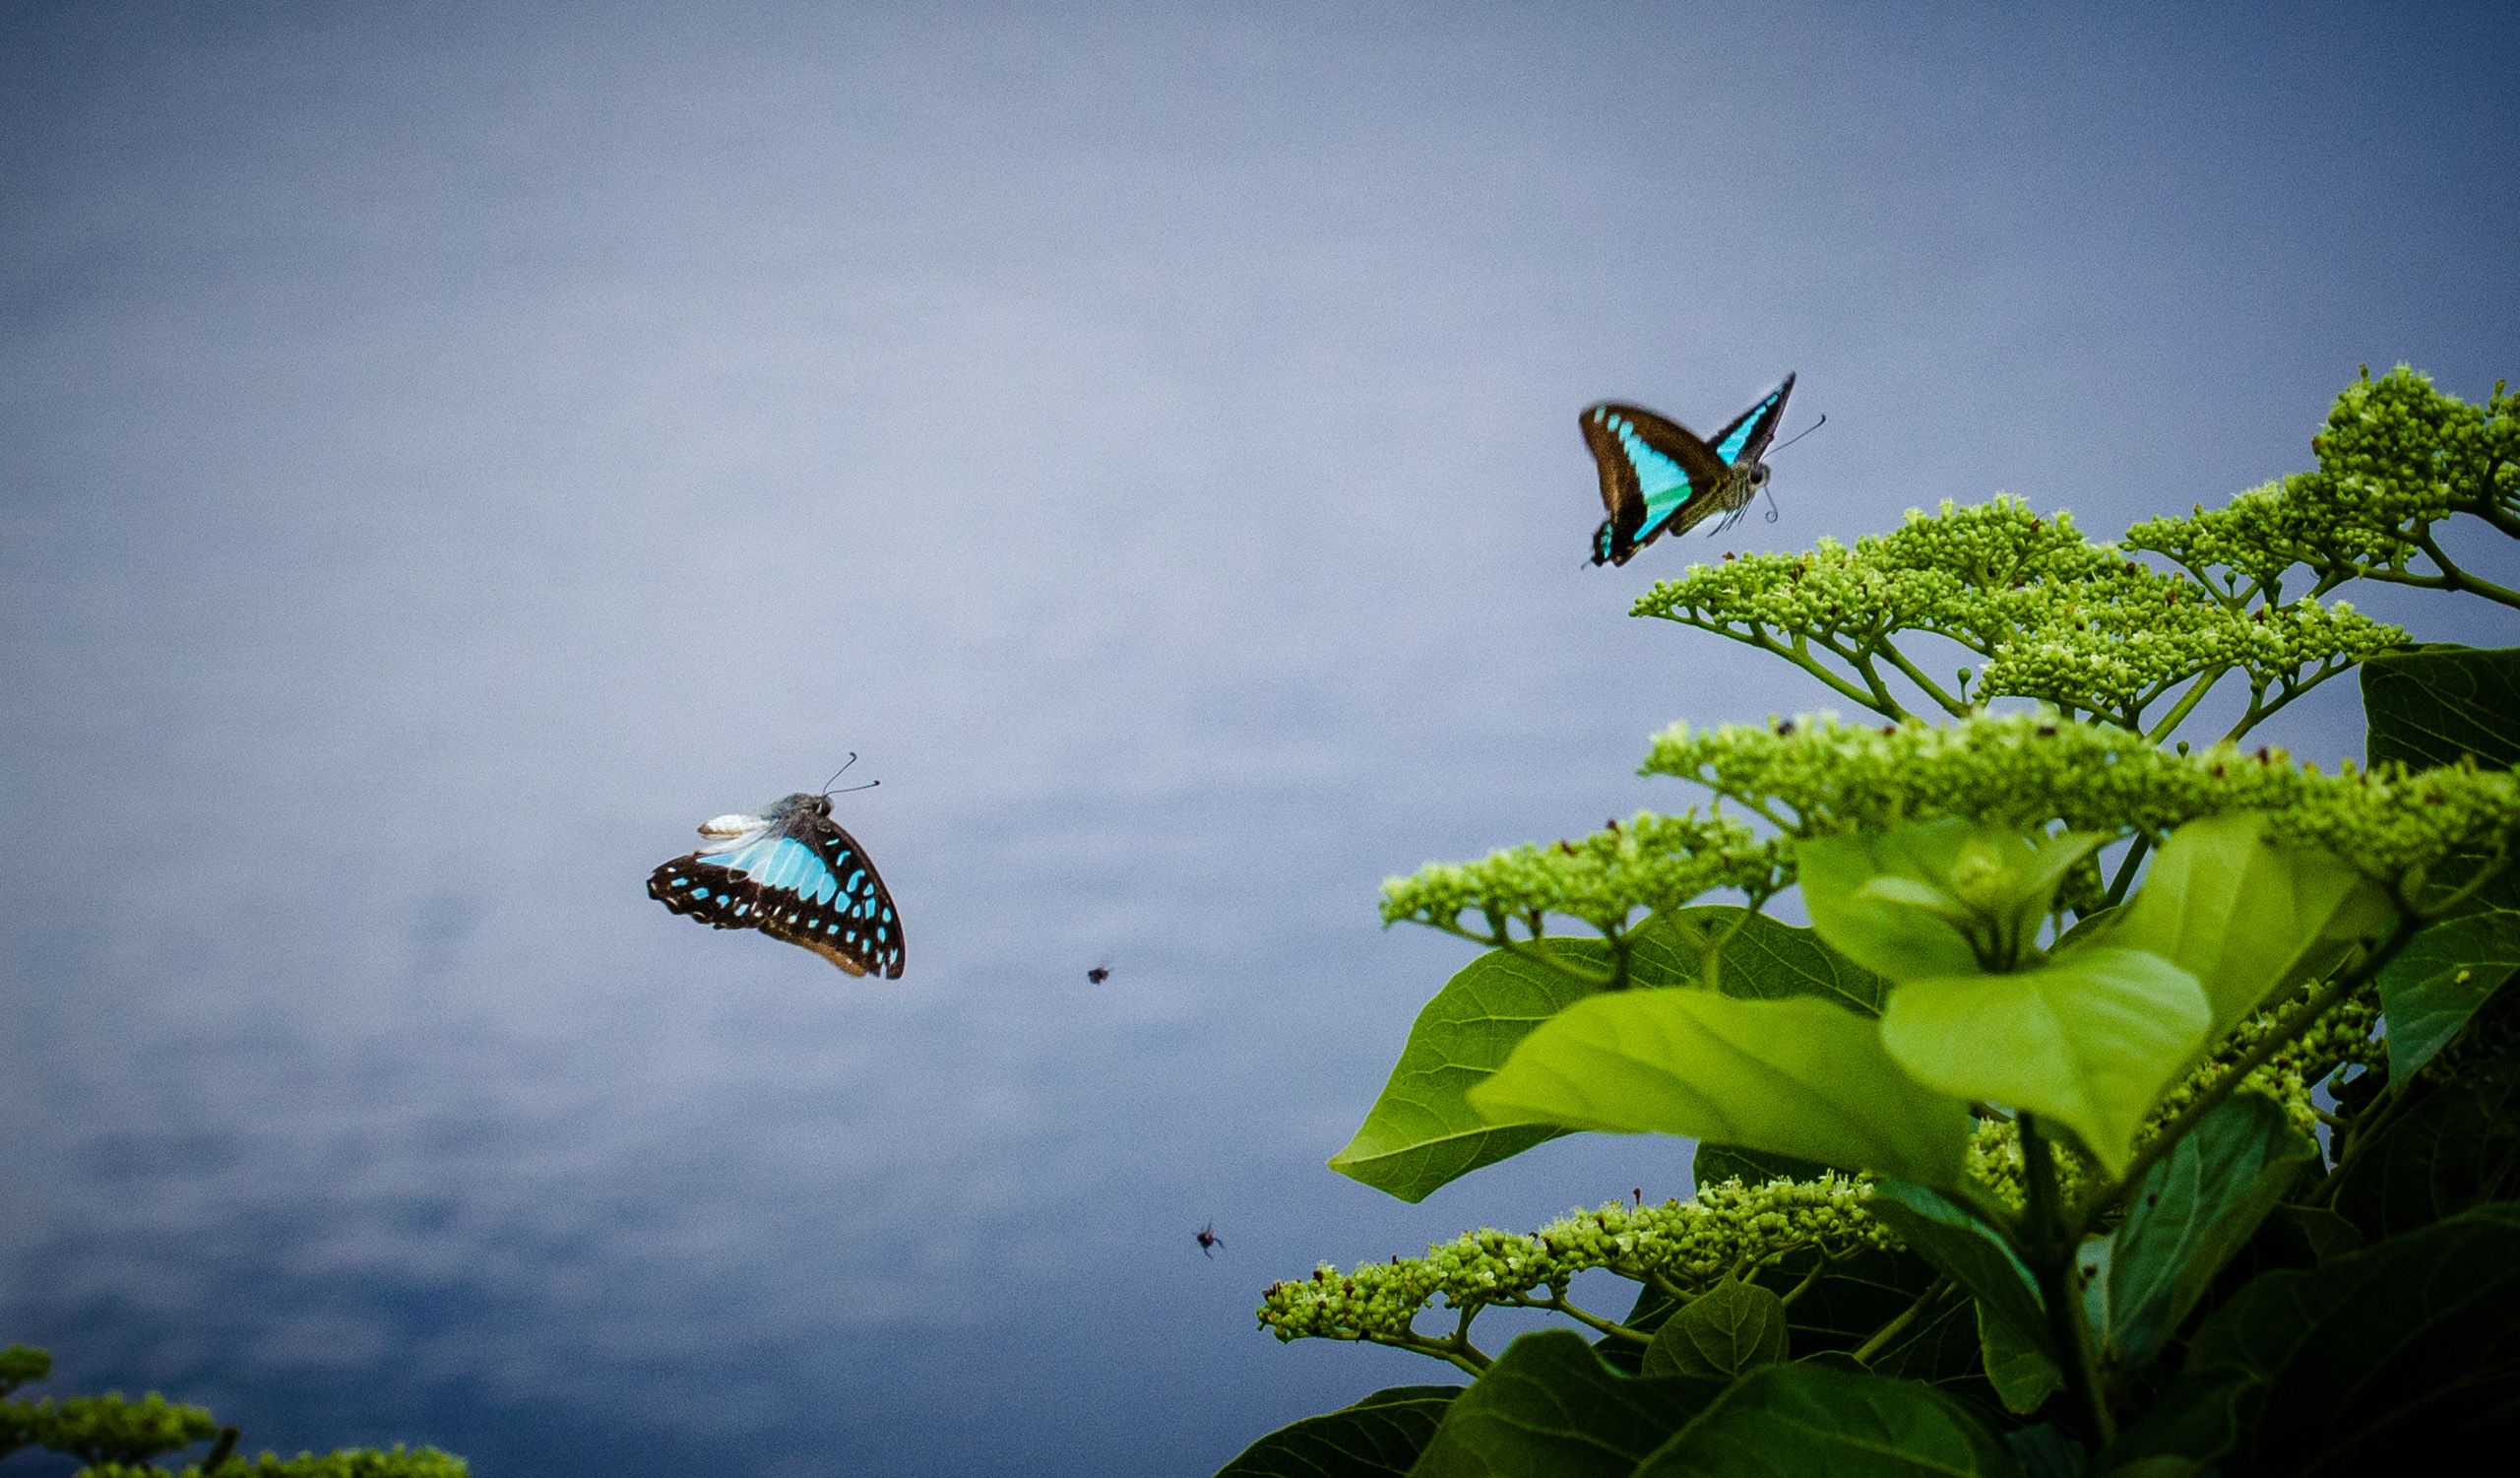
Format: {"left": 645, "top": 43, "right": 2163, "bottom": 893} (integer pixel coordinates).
{"left": 1849, "top": 1278, "right": 1952, "bottom": 1364}
{"left": 2020, "top": 1112, "right": 2115, "bottom": 1444}
{"left": 2102, "top": 833, "right": 2154, "bottom": 910}
{"left": 1503, "top": 1292, "right": 1650, "bottom": 1345}
{"left": 2142, "top": 665, "right": 2229, "bottom": 743}
{"left": 1875, "top": 639, "right": 1971, "bottom": 717}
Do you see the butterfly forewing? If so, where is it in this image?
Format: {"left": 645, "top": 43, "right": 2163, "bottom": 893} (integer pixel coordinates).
{"left": 648, "top": 797, "right": 906, "bottom": 978}
{"left": 1708, "top": 372, "right": 1796, "bottom": 468}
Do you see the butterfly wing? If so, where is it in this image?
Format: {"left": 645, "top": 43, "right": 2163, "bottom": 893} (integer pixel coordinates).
{"left": 648, "top": 812, "right": 906, "bottom": 978}
{"left": 1707, "top": 373, "right": 1796, "bottom": 470}
{"left": 1581, "top": 404, "right": 1732, "bottom": 564}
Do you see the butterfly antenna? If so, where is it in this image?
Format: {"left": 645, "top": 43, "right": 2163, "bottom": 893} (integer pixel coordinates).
{"left": 823, "top": 753, "right": 879, "bottom": 797}
{"left": 1770, "top": 413, "right": 1828, "bottom": 457}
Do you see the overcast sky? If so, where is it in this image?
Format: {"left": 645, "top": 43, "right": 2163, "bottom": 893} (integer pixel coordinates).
{"left": 3, "top": 3, "right": 2514, "bottom": 1473}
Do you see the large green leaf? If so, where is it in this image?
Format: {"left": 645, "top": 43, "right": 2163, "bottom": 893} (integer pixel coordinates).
{"left": 1633, "top": 1362, "right": 2023, "bottom": 1477}
{"left": 1801, "top": 820, "right": 2103, "bottom": 982}
{"left": 2107, "top": 1202, "right": 2520, "bottom": 1475}
{"left": 2112, "top": 811, "right": 2394, "bottom": 1038}
{"left": 1867, "top": 1181, "right": 2049, "bottom": 1361}
{"left": 1331, "top": 910, "right": 1885, "bottom": 1201}
{"left": 1690, "top": 1142, "right": 1839, "bottom": 1190}
{"left": 1213, "top": 1386, "right": 1459, "bottom": 1477}
{"left": 2101, "top": 1093, "right": 2317, "bottom": 1368}
{"left": 1979, "top": 1302, "right": 2061, "bottom": 1416}
{"left": 1641, "top": 1277, "right": 1789, "bottom": 1381}
{"left": 1797, "top": 821, "right": 1988, "bottom": 981}
{"left": 2332, "top": 1054, "right": 2520, "bottom": 1241}
{"left": 1880, "top": 946, "right": 2211, "bottom": 1177}
{"left": 2377, "top": 907, "right": 2520, "bottom": 1079}
{"left": 1405, "top": 1331, "right": 1720, "bottom": 1478}
{"left": 1688, "top": 906, "right": 1893, "bottom": 1014}
{"left": 2362, "top": 644, "right": 2520, "bottom": 919}
{"left": 1469, "top": 993, "right": 1974, "bottom": 1188}
{"left": 1327, "top": 940, "right": 1606, "bottom": 1201}
{"left": 2361, "top": 644, "right": 2520, "bottom": 772}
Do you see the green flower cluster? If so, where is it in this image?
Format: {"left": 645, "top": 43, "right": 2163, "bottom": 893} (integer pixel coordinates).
{"left": 2126, "top": 366, "right": 2520, "bottom": 596}
{"left": 1378, "top": 809, "right": 1787, "bottom": 936}
{"left": 1973, "top": 588, "right": 2396, "bottom": 720}
{"left": 1256, "top": 1176, "right": 1889, "bottom": 1351}
{"left": 1964, "top": 1117, "right": 2044, "bottom": 1210}
{"left": 1645, "top": 711, "right": 2520, "bottom": 886}
{"left": 2144, "top": 984, "right": 2384, "bottom": 1141}
{"left": 1627, "top": 495, "right": 2401, "bottom": 727}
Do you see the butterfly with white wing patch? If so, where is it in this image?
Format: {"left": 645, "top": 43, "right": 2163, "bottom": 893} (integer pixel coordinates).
{"left": 648, "top": 790, "right": 906, "bottom": 978}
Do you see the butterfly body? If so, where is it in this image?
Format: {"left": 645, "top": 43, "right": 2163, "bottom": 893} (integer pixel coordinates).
{"left": 1582, "top": 373, "right": 1796, "bottom": 566}
{"left": 649, "top": 791, "right": 905, "bottom": 977}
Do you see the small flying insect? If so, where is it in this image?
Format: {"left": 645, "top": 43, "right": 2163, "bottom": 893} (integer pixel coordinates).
{"left": 1195, "top": 1220, "right": 1223, "bottom": 1258}
{"left": 1087, "top": 964, "right": 1111, "bottom": 984}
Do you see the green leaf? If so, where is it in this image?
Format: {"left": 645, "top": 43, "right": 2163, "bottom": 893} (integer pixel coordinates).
{"left": 1213, "top": 1385, "right": 1458, "bottom": 1477}
{"left": 1691, "top": 1142, "right": 1838, "bottom": 1190}
{"left": 1632, "top": 1362, "right": 2023, "bottom": 1477}
{"left": 1797, "top": 822, "right": 1986, "bottom": 980}
{"left": 2362, "top": 644, "right": 2520, "bottom": 772}
{"left": 1688, "top": 906, "right": 1892, "bottom": 1014}
{"left": 1405, "top": 1330, "right": 1720, "bottom": 1478}
{"left": 2101, "top": 1093, "right": 2317, "bottom": 1367}
{"left": 2001, "top": 1424, "right": 2087, "bottom": 1478}
{"left": 2332, "top": 1053, "right": 2520, "bottom": 1241}
{"left": 2362, "top": 644, "right": 2520, "bottom": 917}
{"left": 1469, "top": 993, "right": 1974, "bottom": 1188}
{"left": 2378, "top": 907, "right": 2520, "bottom": 1079}
{"left": 1880, "top": 946, "right": 2211, "bottom": 1177}
{"left": 2112, "top": 811, "right": 2394, "bottom": 1037}
{"left": 1866, "top": 1181, "right": 2048, "bottom": 1361}
{"left": 1980, "top": 1302, "right": 2061, "bottom": 1415}
{"left": 1642, "top": 1277, "right": 1789, "bottom": 1380}
{"left": 1328, "top": 939, "right": 1605, "bottom": 1201}
{"left": 1803, "top": 820, "right": 2104, "bottom": 982}
{"left": 1332, "top": 910, "right": 1884, "bottom": 1202}
{"left": 2278, "top": 1203, "right": 2364, "bottom": 1261}
{"left": 2109, "top": 1203, "right": 2520, "bottom": 1476}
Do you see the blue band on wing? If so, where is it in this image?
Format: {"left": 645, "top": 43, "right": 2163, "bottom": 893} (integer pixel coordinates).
{"left": 1714, "top": 387, "right": 1787, "bottom": 465}
{"left": 1604, "top": 412, "right": 1697, "bottom": 523}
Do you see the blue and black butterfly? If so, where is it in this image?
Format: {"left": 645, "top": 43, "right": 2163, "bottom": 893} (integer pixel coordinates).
{"left": 1582, "top": 373, "right": 1796, "bottom": 566}
{"left": 647, "top": 790, "right": 905, "bottom": 977}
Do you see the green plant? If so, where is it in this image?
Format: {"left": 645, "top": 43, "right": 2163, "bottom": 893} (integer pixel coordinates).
{"left": 0, "top": 1343, "right": 464, "bottom": 1477}
{"left": 1222, "top": 366, "right": 2520, "bottom": 1476}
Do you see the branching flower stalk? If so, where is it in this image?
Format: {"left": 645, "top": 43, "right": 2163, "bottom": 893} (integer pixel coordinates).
{"left": 1257, "top": 1178, "right": 1891, "bottom": 1368}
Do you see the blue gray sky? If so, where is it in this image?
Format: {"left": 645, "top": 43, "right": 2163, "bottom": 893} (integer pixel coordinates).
{"left": 3, "top": 3, "right": 2514, "bottom": 1473}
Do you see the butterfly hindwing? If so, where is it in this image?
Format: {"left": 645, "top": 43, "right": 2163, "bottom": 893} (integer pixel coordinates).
{"left": 648, "top": 794, "right": 906, "bottom": 978}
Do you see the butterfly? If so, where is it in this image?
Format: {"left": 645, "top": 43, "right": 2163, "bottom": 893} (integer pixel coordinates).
{"left": 647, "top": 790, "right": 905, "bottom": 977}
{"left": 1581, "top": 372, "right": 1796, "bottom": 566}
{"left": 1086, "top": 964, "right": 1111, "bottom": 984}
